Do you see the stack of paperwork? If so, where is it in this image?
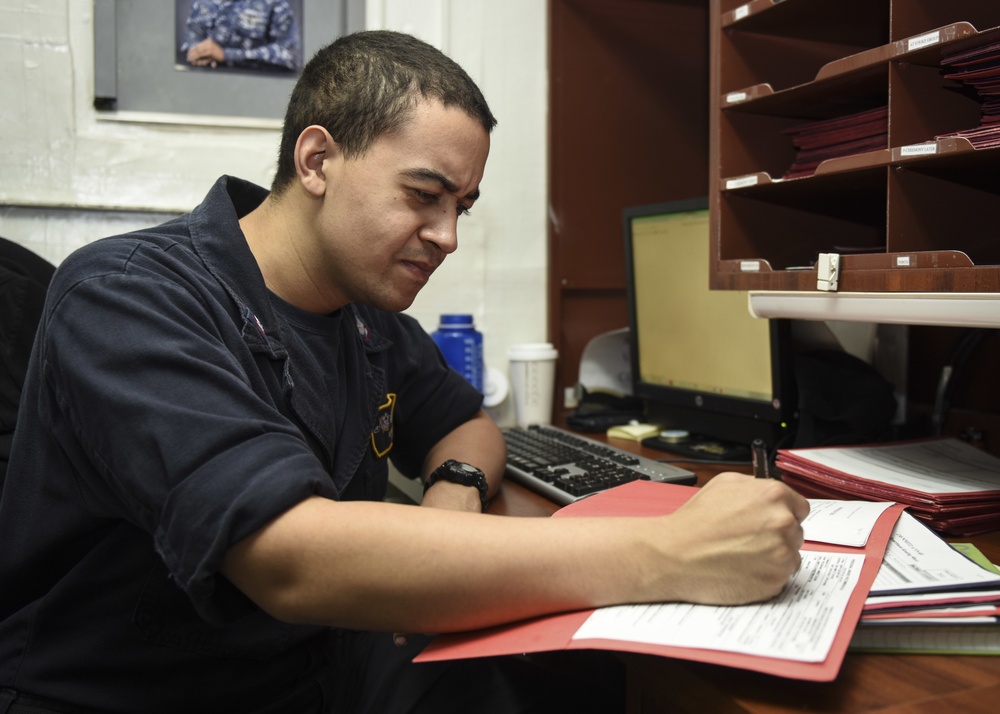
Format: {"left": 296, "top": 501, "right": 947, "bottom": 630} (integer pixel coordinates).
{"left": 777, "top": 438, "right": 1000, "bottom": 536}
{"left": 417, "top": 478, "right": 1000, "bottom": 678}
{"left": 936, "top": 40, "right": 1000, "bottom": 148}
{"left": 781, "top": 106, "right": 888, "bottom": 178}
{"left": 850, "top": 510, "right": 1000, "bottom": 654}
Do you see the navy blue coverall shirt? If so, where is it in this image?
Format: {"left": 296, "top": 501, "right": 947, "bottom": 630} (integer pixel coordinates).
{"left": 0, "top": 176, "right": 483, "bottom": 712}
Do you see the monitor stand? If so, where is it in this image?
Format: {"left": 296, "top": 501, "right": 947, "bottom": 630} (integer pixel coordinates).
{"left": 642, "top": 431, "right": 751, "bottom": 463}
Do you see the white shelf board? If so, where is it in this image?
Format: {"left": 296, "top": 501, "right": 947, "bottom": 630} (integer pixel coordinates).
{"left": 747, "top": 292, "right": 1000, "bottom": 328}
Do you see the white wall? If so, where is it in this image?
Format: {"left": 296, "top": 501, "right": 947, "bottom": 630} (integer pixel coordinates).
{"left": 0, "top": 0, "right": 548, "bottom": 425}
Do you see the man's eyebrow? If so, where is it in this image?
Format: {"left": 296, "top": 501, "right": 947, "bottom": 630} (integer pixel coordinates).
{"left": 402, "top": 168, "right": 480, "bottom": 202}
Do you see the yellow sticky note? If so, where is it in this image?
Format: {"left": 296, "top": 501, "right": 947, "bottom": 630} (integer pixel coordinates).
{"left": 606, "top": 423, "right": 660, "bottom": 442}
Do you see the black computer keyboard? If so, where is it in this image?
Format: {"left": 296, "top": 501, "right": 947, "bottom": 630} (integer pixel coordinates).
{"left": 502, "top": 425, "right": 696, "bottom": 505}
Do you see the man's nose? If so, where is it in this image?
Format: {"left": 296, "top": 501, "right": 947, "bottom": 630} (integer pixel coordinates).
{"left": 420, "top": 212, "right": 459, "bottom": 254}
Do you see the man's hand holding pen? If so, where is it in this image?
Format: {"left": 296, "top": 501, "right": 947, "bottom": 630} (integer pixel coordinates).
{"left": 655, "top": 473, "right": 810, "bottom": 604}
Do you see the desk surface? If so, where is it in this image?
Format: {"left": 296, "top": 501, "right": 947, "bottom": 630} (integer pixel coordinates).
{"left": 492, "top": 435, "right": 1000, "bottom": 714}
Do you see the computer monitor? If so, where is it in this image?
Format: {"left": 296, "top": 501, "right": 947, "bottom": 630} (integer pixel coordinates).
{"left": 623, "top": 198, "right": 796, "bottom": 460}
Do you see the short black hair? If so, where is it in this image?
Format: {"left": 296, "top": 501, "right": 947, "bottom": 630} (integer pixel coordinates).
{"left": 270, "top": 30, "right": 497, "bottom": 194}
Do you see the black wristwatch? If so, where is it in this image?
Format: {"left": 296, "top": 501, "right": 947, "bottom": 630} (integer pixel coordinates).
{"left": 424, "top": 459, "right": 490, "bottom": 512}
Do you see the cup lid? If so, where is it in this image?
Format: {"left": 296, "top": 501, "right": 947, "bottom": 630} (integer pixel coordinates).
{"left": 507, "top": 342, "right": 558, "bottom": 360}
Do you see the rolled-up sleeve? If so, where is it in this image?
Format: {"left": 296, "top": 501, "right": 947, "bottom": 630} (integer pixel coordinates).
{"left": 41, "top": 241, "right": 332, "bottom": 620}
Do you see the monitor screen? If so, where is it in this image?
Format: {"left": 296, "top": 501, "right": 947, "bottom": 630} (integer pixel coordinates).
{"left": 624, "top": 198, "right": 796, "bottom": 459}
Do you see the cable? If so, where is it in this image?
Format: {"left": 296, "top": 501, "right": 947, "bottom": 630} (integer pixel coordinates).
{"left": 931, "top": 328, "right": 992, "bottom": 437}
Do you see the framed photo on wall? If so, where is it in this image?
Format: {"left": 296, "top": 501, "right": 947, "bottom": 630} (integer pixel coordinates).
{"left": 174, "top": 0, "right": 305, "bottom": 76}
{"left": 93, "top": 0, "right": 364, "bottom": 123}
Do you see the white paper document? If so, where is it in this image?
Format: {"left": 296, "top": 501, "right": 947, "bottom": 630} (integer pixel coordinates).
{"left": 803, "top": 499, "right": 895, "bottom": 547}
{"left": 869, "top": 511, "right": 1000, "bottom": 595}
{"left": 572, "top": 551, "right": 864, "bottom": 662}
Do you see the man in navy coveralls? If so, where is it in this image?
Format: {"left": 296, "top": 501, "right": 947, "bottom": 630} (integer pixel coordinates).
{"left": 0, "top": 30, "right": 809, "bottom": 713}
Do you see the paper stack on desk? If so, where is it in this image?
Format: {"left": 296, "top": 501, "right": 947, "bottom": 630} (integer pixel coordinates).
{"left": 777, "top": 438, "right": 1000, "bottom": 536}
{"left": 849, "top": 511, "right": 1000, "bottom": 655}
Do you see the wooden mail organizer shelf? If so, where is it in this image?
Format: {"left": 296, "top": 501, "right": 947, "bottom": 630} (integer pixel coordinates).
{"left": 710, "top": 0, "right": 1000, "bottom": 293}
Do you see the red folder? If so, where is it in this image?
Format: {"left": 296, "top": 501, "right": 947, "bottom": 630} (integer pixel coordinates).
{"left": 777, "top": 438, "right": 1000, "bottom": 536}
{"left": 416, "top": 480, "right": 903, "bottom": 681}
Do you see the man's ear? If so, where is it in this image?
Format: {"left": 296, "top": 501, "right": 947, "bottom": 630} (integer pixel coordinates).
{"left": 294, "top": 125, "right": 341, "bottom": 198}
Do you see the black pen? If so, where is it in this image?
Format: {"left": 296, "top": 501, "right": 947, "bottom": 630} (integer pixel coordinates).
{"left": 751, "top": 438, "right": 771, "bottom": 479}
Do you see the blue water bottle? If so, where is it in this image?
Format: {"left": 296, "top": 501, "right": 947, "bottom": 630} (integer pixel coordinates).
{"left": 431, "top": 314, "right": 484, "bottom": 393}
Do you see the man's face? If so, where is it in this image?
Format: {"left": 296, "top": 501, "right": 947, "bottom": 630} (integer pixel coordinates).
{"left": 311, "top": 99, "right": 490, "bottom": 313}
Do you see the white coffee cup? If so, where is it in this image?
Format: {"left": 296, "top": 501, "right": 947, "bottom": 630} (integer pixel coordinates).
{"left": 507, "top": 343, "right": 558, "bottom": 427}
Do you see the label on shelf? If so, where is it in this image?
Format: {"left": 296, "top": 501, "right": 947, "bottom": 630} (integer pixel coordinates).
{"left": 725, "top": 91, "right": 748, "bottom": 104}
{"left": 895, "top": 256, "right": 911, "bottom": 267}
{"left": 726, "top": 175, "right": 759, "bottom": 190}
{"left": 734, "top": 4, "right": 749, "bottom": 21}
{"left": 899, "top": 142, "right": 937, "bottom": 157}
{"left": 740, "top": 260, "right": 761, "bottom": 273}
{"left": 907, "top": 31, "right": 941, "bottom": 52}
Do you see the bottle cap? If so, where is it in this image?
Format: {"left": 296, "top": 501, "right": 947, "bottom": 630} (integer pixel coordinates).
{"left": 439, "top": 314, "right": 475, "bottom": 327}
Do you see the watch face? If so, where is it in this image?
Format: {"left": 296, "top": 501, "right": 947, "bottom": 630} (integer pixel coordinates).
{"left": 427, "top": 460, "right": 490, "bottom": 511}
{"left": 439, "top": 460, "right": 484, "bottom": 484}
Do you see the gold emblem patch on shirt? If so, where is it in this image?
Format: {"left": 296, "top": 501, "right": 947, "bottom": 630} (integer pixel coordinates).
{"left": 371, "top": 393, "right": 396, "bottom": 458}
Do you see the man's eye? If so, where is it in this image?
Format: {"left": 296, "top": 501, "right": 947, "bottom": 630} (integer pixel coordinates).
{"left": 413, "top": 189, "right": 472, "bottom": 217}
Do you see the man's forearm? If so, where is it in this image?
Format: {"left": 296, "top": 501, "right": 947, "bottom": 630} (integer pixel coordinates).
{"left": 221, "top": 474, "right": 808, "bottom": 637}
{"left": 222, "top": 495, "right": 649, "bottom": 634}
